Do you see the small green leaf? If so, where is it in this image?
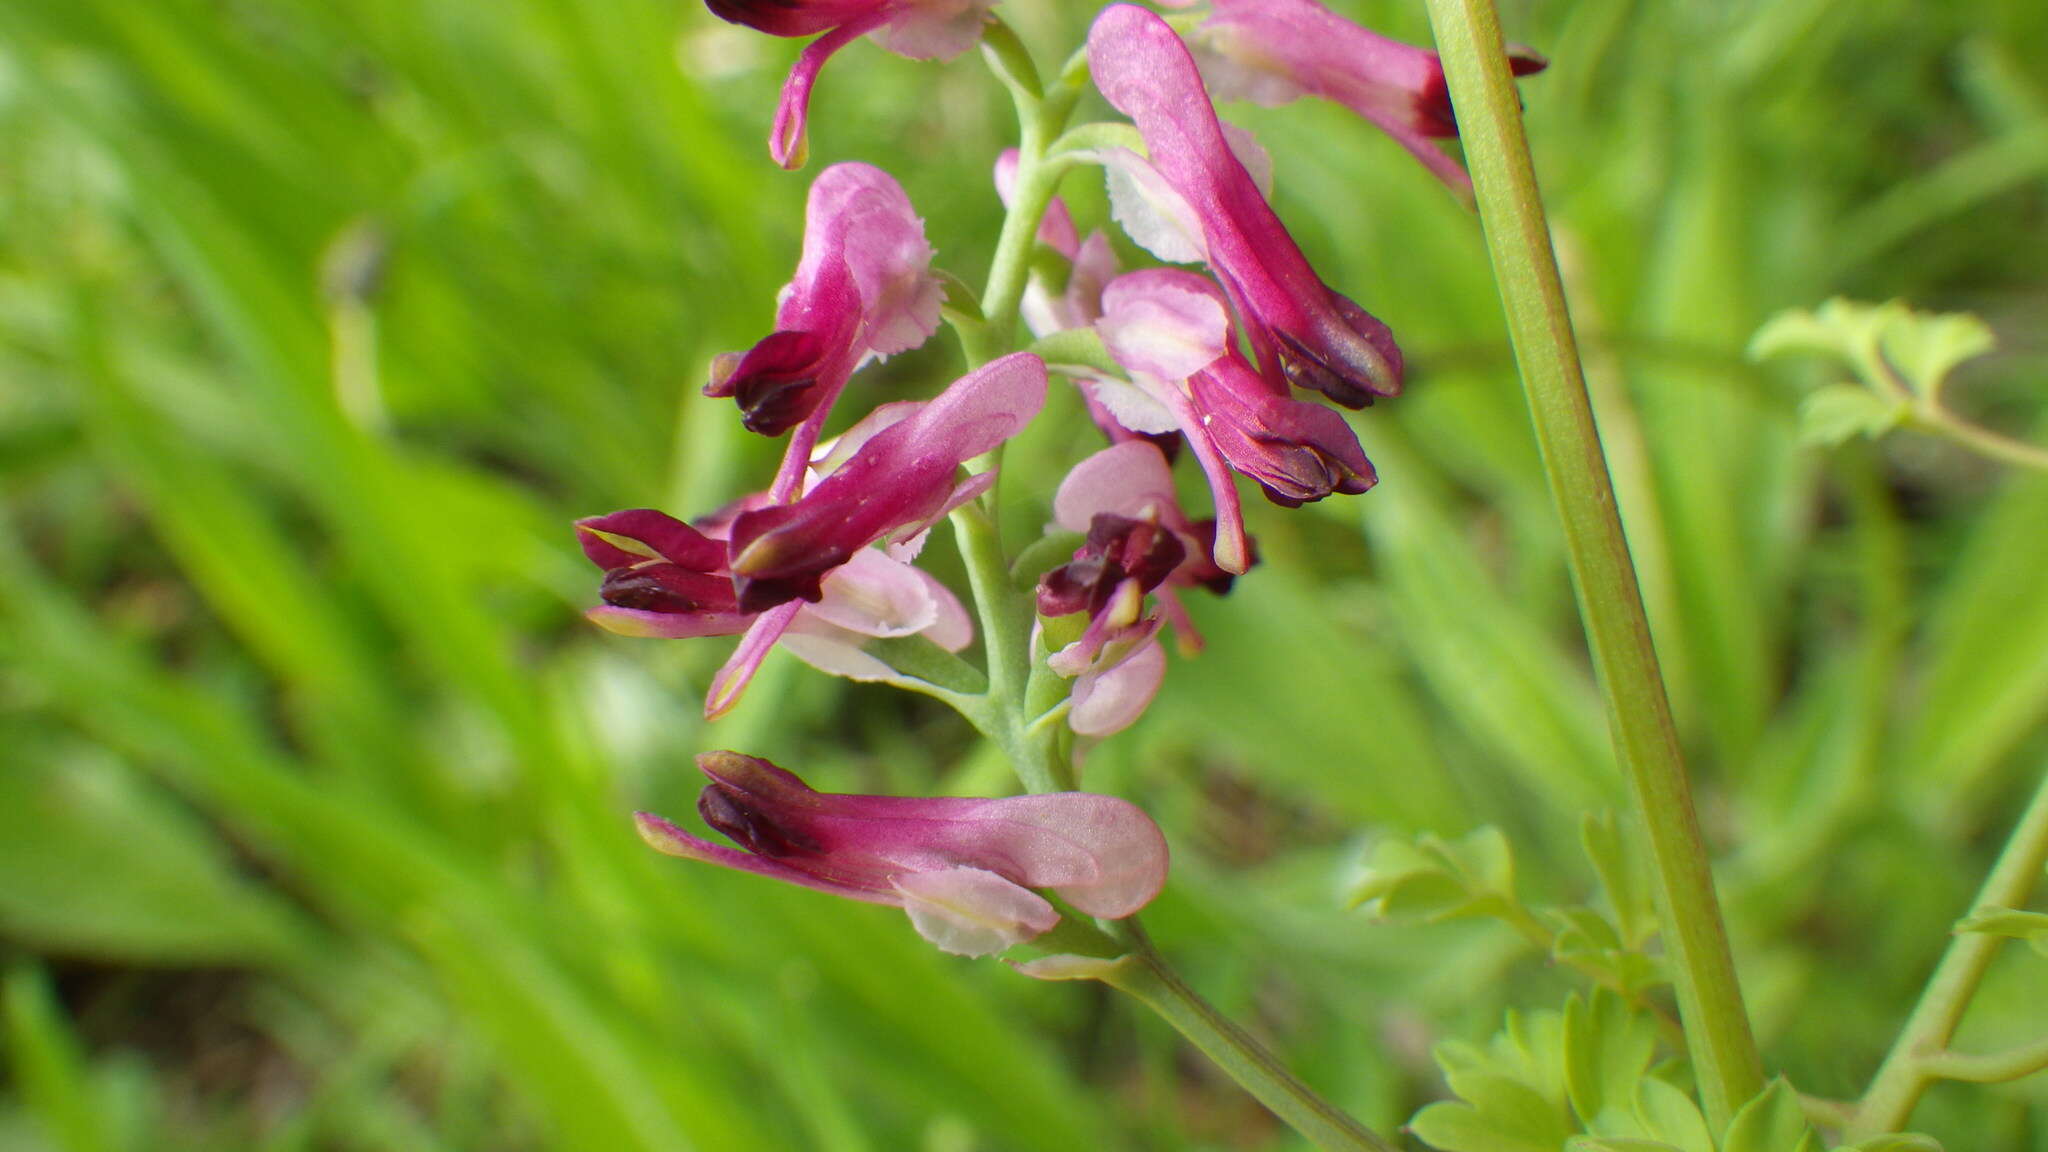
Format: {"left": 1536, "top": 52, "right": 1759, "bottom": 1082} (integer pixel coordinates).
{"left": 1569, "top": 1140, "right": 1685, "bottom": 1152}
{"left": 1633, "top": 1079, "right": 1713, "bottom": 1152}
{"left": 1550, "top": 905, "right": 1625, "bottom": 955}
{"left": 1348, "top": 827, "right": 1519, "bottom": 923}
{"left": 1582, "top": 812, "right": 1658, "bottom": 948}
{"left": 1749, "top": 306, "right": 1854, "bottom": 362}
{"left": 1723, "top": 1079, "right": 1819, "bottom": 1152}
{"left": 1416, "top": 1005, "right": 1574, "bottom": 1152}
{"left": 1877, "top": 310, "right": 1994, "bottom": 399}
{"left": 1411, "top": 1084, "right": 1568, "bottom": 1152}
{"left": 1565, "top": 989, "right": 1659, "bottom": 1131}
{"left": 1798, "top": 385, "right": 1906, "bottom": 447}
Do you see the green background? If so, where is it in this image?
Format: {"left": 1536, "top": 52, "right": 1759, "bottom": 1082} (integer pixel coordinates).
{"left": 2, "top": 0, "right": 2046, "bottom": 1147}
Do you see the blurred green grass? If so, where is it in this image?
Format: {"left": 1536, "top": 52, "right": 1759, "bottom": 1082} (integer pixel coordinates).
{"left": 2, "top": 0, "right": 2046, "bottom": 1147}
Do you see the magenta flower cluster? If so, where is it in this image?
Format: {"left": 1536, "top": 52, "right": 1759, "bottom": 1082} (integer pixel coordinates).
{"left": 580, "top": 0, "right": 1540, "bottom": 956}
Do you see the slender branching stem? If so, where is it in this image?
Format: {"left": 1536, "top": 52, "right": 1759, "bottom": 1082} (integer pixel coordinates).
{"left": 1908, "top": 406, "right": 2048, "bottom": 473}
{"left": 1850, "top": 767, "right": 2048, "bottom": 1137}
{"left": 1421, "top": 0, "right": 1765, "bottom": 1127}
{"left": 1106, "top": 923, "right": 1399, "bottom": 1152}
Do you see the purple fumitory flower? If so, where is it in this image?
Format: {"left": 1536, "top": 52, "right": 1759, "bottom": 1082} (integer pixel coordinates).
{"left": 704, "top": 0, "right": 998, "bottom": 168}
{"left": 714, "top": 351, "right": 1044, "bottom": 713}
{"left": 1086, "top": 4, "right": 1403, "bottom": 409}
{"left": 637, "top": 751, "right": 1170, "bottom": 955}
{"left": 581, "top": 352, "right": 1045, "bottom": 717}
{"left": 727, "top": 350, "right": 1046, "bottom": 611}
{"left": 1037, "top": 442, "right": 1237, "bottom": 735}
{"left": 707, "top": 163, "right": 942, "bottom": 447}
{"left": 1186, "top": 0, "right": 1545, "bottom": 194}
{"left": 577, "top": 508, "right": 973, "bottom": 698}
{"left": 1091, "top": 268, "right": 1374, "bottom": 573}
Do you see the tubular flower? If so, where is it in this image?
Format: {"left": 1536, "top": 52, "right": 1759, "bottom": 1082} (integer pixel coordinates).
{"left": 726, "top": 351, "right": 1048, "bottom": 613}
{"left": 707, "top": 163, "right": 942, "bottom": 437}
{"left": 1086, "top": 4, "right": 1403, "bottom": 408}
{"left": 705, "top": 0, "right": 998, "bottom": 168}
{"left": 637, "top": 751, "right": 1170, "bottom": 956}
{"left": 1188, "top": 0, "right": 1546, "bottom": 194}
{"left": 1037, "top": 441, "right": 1237, "bottom": 735}
{"left": 577, "top": 509, "right": 972, "bottom": 706}
{"left": 1091, "top": 268, "right": 1374, "bottom": 573}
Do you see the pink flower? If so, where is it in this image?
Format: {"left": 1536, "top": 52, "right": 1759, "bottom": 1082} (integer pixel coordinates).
{"left": 705, "top": 0, "right": 999, "bottom": 168}
{"left": 1086, "top": 5, "right": 1403, "bottom": 408}
{"left": 1037, "top": 442, "right": 1238, "bottom": 735}
{"left": 707, "top": 163, "right": 942, "bottom": 438}
{"left": 1091, "top": 268, "right": 1374, "bottom": 573}
{"left": 580, "top": 353, "right": 1041, "bottom": 717}
{"left": 577, "top": 508, "right": 972, "bottom": 709}
{"left": 727, "top": 351, "right": 1047, "bottom": 611}
{"left": 1189, "top": 0, "right": 1545, "bottom": 194}
{"left": 637, "top": 751, "right": 1169, "bottom": 956}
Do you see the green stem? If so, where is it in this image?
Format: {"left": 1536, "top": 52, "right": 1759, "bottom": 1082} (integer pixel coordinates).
{"left": 949, "top": 501, "right": 1067, "bottom": 793}
{"left": 1909, "top": 405, "right": 2048, "bottom": 473}
{"left": 1105, "top": 927, "right": 1398, "bottom": 1152}
{"left": 1422, "top": 0, "right": 1765, "bottom": 1128}
{"left": 960, "top": 19, "right": 1085, "bottom": 367}
{"left": 1850, "top": 767, "right": 2048, "bottom": 1137}
{"left": 1916, "top": 1038, "right": 2048, "bottom": 1086}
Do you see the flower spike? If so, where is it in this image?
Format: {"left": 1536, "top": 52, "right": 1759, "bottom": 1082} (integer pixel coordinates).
{"left": 637, "top": 752, "right": 1170, "bottom": 955}
{"left": 1086, "top": 4, "right": 1404, "bottom": 407}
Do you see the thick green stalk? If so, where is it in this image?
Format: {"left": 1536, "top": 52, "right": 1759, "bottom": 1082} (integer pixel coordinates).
{"left": 1850, "top": 766, "right": 2048, "bottom": 1137}
{"left": 1421, "top": 0, "right": 1765, "bottom": 1127}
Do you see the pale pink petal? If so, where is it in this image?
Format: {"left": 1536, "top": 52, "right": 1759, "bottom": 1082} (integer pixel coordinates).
{"left": 805, "top": 548, "right": 941, "bottom": 637}
{"left": 1052, "top": 441, "right": 1182, "bottom": 532}
{"left": 775, "top": 626, "right": 903, "bottom": 682}
{"left": 1095, "top": 146, "right": 1208, "bottom": 265}
{"left": 893, "top": 868, "right": 1060, "bottom": 956}
{"left": 973, "top": 794, "right": 1170, "bottom": 916}
{"left": 1076, "top": 374, "right": 1180, "bottom": 436}
{"left": 1097, "top": 269, "right": 1233, "bottom": 382}
{"left": 1071, "top": 635, "right": 1168, "bottom": 737}
{"left": 869, "top": 0, "right": 994, "bottom": 60}
{"left": 799, "top": 166, "right": 943, "bottom": 356}
{"left": 915, "top": 566, "right": 974, "bottom": 651}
